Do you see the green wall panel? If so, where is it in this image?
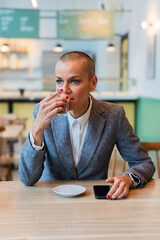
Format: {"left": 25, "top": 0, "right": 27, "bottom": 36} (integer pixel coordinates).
{"left": 0, "top": 103, "right": 8, "bottom": 114}
{"left": 136, "top": 97, "right": 160, "bottom": 141}
{"left": 13, "top": 102, "right": 35, "bottom": 126}
{"left": 57, "top": 10, "right": 114, "bottom": 39}
{"left": 116, "top": 102, "right": 135, "bottom": 131}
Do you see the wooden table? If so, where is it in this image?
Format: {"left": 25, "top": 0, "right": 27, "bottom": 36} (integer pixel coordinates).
{"left": 1, "top": 124, "right": 24, "bottom": 142}
{"left": 0, "top": 114, "right": 27, "bottom": 127}
{"left": 0, "top": 179, "right": 160, "bottom": 240}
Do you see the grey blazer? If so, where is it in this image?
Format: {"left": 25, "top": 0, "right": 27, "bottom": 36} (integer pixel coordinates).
{"left": 18, "top": 96, "right": 155, "bottom": 186}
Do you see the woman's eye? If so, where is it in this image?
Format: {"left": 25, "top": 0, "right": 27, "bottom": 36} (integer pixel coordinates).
{"left": 71, "top": 79, "right": 80, "bottom": 84}
{"left": 56, "top": 79, "right": 63, "bottom": 85}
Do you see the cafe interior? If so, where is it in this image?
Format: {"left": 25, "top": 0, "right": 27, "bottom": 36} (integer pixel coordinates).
{"left": 0, "top": 0, "right": 160, "bottom": 239}
{"left": 0, "top": 0, "right": 160, "bottom": 181}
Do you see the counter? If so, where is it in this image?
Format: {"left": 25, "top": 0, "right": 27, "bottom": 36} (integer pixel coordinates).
{"left": 0, "top": 89, "right": 138, "bottom": 101}
{"left": 93, "top": 91, "right": 138, "bottom": 101}
{"left": 0, "top": 90, "right": 138, "bottom": 130}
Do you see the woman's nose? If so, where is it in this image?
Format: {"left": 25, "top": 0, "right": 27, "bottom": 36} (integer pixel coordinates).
{"left": 63, "top": 83, "right": 71, "bottom": 94}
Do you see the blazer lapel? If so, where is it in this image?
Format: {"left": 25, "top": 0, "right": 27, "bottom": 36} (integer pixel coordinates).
{"left": 77, "top": 98, "right": 106, "bottom": 175}
{"left": 51, "top": 116, "right": 78, "bottom": 179}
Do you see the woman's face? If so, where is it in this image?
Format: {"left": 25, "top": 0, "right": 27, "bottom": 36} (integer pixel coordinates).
{"left": 55, "top": 60, "right": 97, "bottom": 118}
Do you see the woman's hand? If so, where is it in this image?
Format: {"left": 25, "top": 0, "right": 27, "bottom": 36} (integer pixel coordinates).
{"left": 32, "top": 91, "right": 68, "bottom": 146}
{"left": 106, "top": 173, "right": 133, "bottom": 200}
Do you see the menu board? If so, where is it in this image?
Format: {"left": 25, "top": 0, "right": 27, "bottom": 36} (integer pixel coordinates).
{"left": 57, "top": 10, "right": 114, "bottom": 39}
{"left": 0, "top": 9, "right": 39, "bottom": 38}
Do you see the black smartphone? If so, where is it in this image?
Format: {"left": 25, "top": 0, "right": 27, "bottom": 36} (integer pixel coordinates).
{"left": 93, "top": 185, "right": 111, "bottom": 199}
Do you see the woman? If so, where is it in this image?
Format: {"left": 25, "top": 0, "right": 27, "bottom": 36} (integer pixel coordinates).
{"left": 19, "top": 51, "right": 155, "bottom": 200}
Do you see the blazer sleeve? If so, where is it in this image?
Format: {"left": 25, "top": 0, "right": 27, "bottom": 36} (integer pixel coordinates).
{"left": 18, "top": 103, "right": 46, "bottom": 186}
{"left": 116, "top": 106, "right": 155, "bottom": 187}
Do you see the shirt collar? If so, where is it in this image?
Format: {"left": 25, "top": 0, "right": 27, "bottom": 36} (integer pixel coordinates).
{"left": 68, "top": 96, "right": 92, "bottom": 127}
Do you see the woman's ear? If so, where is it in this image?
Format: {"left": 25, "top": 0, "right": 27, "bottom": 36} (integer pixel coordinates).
{"left": 90, "top": 75, "right": 97, "bottom": 92}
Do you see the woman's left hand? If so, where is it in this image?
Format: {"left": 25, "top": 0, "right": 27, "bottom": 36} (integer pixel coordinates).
{"left": 106, "top": 173, "right": 133, "bottom": 200}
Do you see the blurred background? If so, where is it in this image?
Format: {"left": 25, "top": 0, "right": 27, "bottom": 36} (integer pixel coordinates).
{"left": 0, "top": 0, "right": 160, "bottom": 180}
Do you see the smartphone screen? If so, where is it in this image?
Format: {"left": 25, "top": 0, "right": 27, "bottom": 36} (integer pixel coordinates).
{"left": 93, "top": 185, "right": 111, "bottom": 199}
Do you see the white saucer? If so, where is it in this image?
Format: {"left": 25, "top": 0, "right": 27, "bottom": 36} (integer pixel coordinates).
{"left": 53, "top": 184, "right": 86, "bottom": 197}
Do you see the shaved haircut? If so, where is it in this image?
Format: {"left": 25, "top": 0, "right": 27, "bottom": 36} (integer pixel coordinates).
{"left": 58, "top": 51, "right": 95, "bottom": 79}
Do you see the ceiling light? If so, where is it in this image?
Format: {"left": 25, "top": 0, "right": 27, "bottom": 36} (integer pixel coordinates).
{"left": 1, "top": 43, "right": 9, "bottom": 53}
{"left": 53, "top": 44, "right": 63, "bottom": 53}
{"left": 141, "top": 21, "right": 154, "bottom": 30}
{"left": 31, "top": 0, "right": 38, "bottom": 8}
{"left": 141, "top": 21, "right": 148, "bottom": 30}
{"left": 106, "top": 43, "right": 116, "bottom": 52}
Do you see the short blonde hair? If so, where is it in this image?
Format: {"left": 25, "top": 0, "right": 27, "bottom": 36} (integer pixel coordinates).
{"left": 58, "top": 51, "right": 95, "bottom": 79}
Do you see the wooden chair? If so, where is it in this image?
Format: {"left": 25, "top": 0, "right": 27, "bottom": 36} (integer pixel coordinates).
{"left": 0, "top": 114, "right": 27, "bottom": 157}
{"left": 0, "top": 167, "right": 9, "bottom": 181}
{"left": 0, "top": 114, "right": 27, "bottom": 127}
{"left": 111, "top": 146, "right": 127, "bottom": 177}
{"left": 141, "top": 142, "right": 160, "bottom": 178}
{"left": 0, "top": 125, "right": 15, "bottom": 181}
{"left": 0, "top": 126, "right": 8, "bottom": 180}
{"left": 111, "top": 142, "right": 160, "bottom": 178}
{"left": 0, "top": 125, "right": 5, "bottom": 132}
{"left": 111, "top": 146, "right": 117, "bottom": 177}
{"left": 0, "top": 113, "right": 16, "bottom": 125}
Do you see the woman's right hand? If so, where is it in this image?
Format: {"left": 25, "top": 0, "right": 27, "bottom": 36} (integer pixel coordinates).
{"left": 32, "top": 91, "right": 68, "bottom": 146}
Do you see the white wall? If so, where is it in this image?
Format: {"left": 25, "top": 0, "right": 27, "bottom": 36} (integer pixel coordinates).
{"left": 129, "top": 0, "right": 160, "bottom": 99}
{"left": 1, "top": 0, "right": 160, "bottom": 99}
{"left": 96, "top": 37, "right": 121, "bottom": 79}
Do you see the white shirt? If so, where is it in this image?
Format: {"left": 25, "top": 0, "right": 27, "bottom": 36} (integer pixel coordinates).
{"left": 30, "top": 96, "right": 92, "bottom": 167}
{"left": 67, "top": 96, "right": 92, "bottom": 167}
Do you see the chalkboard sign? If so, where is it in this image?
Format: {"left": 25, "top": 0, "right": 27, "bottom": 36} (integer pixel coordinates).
{"left": 0, "top": 9, "right": 39, "bottom": 38}
{"left": 57, "top": 10, "right": 114, "bottom": 39}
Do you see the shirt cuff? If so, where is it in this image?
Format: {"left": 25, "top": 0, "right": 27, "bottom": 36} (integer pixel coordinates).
{"left": 29, "top": 131, "right": 44, "bottom": 151}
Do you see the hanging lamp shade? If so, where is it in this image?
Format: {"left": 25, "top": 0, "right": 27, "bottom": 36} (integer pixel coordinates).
{"left": 31, "top": 0, "right": 38, "bottom": 8}
{"left": 106, "top": 43, "right": 116, "bottom": 52}
{"left": 1, "top": 43, "right": 9, "bottom": 53}
{"left": 53, "top": 44, "right": 63, "bottom": 53}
